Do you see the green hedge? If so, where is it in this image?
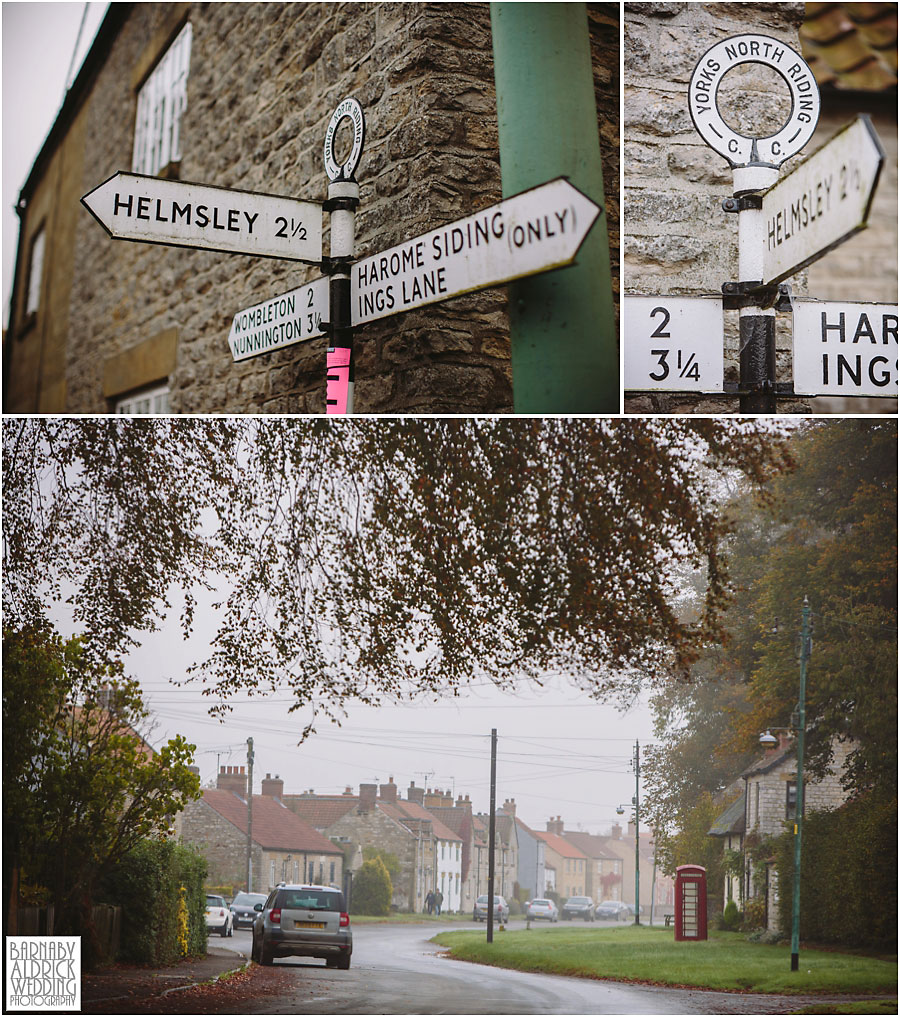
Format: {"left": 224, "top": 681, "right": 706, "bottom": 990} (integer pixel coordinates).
{"left": 774, "top": 788, "right": 897, "bottom": 951}
{"left": 101, "top": 839, "right": 207, "bottom": 964}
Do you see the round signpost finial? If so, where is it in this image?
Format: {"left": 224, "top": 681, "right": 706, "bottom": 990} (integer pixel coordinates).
{"left": 323, "top": 97, "right": 366, "bottom": 182}
{"left": 688, "top": 34, "right": 820, "bottom": 171}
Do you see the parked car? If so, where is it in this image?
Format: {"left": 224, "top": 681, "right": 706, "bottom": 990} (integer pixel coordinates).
{"left": 595, "top": 899, "right": 631, "bottom": 921}
{"left": 473, "top": 894, "right": 509, "bottom": 923}
{"left": 205, "top": 893, "right": 234, "bottom": 937}
{"left": 562, "top": 895, "right": 595, "bottom": 921}
{"left": 230, "top": 891, "right": 268, "bottom": 929}
{"left": 525, "top": 898, "right": 559, "bottom": 922}
{"left": 252, "top": 884, "right": 352, "bottom": 969}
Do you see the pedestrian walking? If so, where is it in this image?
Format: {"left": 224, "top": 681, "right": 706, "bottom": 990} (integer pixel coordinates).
{"left": 435, "top": 889, "right": 444, "bottom": 916}
{"left": 425, "top": 891, "right": 434, "bottom": 915}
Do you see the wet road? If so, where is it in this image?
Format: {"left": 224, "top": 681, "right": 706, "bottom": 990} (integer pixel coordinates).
{"left": 221, "top": 921, "right": 883, "bottom": 1015}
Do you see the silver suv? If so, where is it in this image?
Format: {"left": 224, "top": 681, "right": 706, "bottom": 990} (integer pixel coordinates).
{"left": 252, "top": 884, "right": 352, "bottom": 969}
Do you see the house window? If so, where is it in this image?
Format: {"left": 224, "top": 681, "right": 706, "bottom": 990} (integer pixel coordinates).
{"left": 269, "top": 860, "right": 275, "bottom": 886}
{"left": 133, "top": 21, "right": 192, "bottom": 176}
{"left": 330, "top": 861, "right": 335, "bottom": 884}
{"left": 293, "top": 860, "right": 299, "bottom": 882}
{"left": 25, "top": 226, "right": 46, "bottom": 318}
{"left": 116, "top": 382, "right": 170, "bottom": 414}
{"left": 786, "top": 781, "right": 799, "bottom": 820}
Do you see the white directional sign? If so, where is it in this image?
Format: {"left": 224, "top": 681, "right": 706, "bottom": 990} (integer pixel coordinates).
{"left": 227, "top": 277, "right": 329, "bottom": 361}
{"left": 689, "top": 34, "right": 820, "bottom": 168}
{"left": 624, "top": 296, "right": 724, "bottom": 392}
{"left": 351, "top": 177, "right": 601, "bottom": 326}
{"left": 761, "top": 116, "right": 884, "bottom": 285}
{"left": 82, "top": 172, "right": 323, "bottom": 263}
{"left": 792, "top": 299, "right": 897, "bottom": 397}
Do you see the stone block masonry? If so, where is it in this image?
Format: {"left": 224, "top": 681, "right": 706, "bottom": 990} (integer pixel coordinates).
{"left": 60, "top": 2, "right": 618, "bottom": 414}
{"left": 623, "top": 2, "right": 811, "bottom": 413}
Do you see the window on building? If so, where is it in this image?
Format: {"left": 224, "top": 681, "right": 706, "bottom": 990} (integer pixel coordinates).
{"left": 754, "top": 782, "right": 760, "bottom": 825}
{"left": 786, "top": 780, "right": 800, "bottom": 820}
{"left": 308, "top": 862, "right": 315, "bottom": 883}
{"left": 133, "top": 21, "right": 192, "bottom": 177}
{"left": 293, "top": 860, "right": 299, "bottom": 883}
{"left": 25, "top": 226, "right": 46, "bottom": 318}
{"left": 330, "top": 861, "right": 335, "bottom": 884}
{"left": 115, "top": 381, "right": 170, "bottom": 414}
{"left": 269, "top": 860, "right": 275, "bottom": 886}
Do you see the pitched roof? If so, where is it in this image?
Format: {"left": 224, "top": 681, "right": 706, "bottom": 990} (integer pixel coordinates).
{"left": 281, "top": 795, "right": 358, "bottom": 830}
{"left": 388, "top": 800, "right": 462, "bottom": 843}
{"left": 563, "top": 831, "right": 619, "bottom": 860}
{"left": 742, "top": 747, "right": 795, "bottom": 779}
{"left": 201, "top": 790, "right": 341, "bottom": 854}
{"left": 708, "top": 793, "right": 747, "bottom": 838}
{"left": 801, "top": 2, "right": 898, "bottom": 92}
{"left": 536, "top": 831, "right": 587, "bottom": 859}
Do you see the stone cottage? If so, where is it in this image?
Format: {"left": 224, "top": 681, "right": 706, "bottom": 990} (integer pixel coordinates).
{"left": 5, "top": 1, "right": 619, "bottom": 415}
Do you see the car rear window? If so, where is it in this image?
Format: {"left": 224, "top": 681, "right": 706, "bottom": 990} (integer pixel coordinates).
{"left": 277, "top": 888, "right": 345, "bottom": 911}
{"left": 206, "top": 895, "right": 225, "bottom": 907}
{"left": 232, "top": 893, "right": 265, "bottom": 906}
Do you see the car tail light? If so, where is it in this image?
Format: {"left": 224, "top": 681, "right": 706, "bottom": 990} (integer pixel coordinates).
{"left": 339, "top": 912, "right": 350, "bottom": 927}
{"left": 270, "top": 909, "right": 281, "bottom": 924}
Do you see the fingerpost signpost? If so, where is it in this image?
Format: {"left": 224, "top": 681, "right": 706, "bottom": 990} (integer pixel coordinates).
{"left": 624, "top": 33, "right": 896, "bottom": 409}
{"left": 83, "top": 84, "right": 607, "bottom": 414}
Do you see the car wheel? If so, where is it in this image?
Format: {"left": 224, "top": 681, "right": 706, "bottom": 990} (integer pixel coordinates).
{"left": 337, "top": 953, "right": 351, "bottom": 970}
{"left": 219, "top": 923, "right": 228, "bottom": 937}
{"left": 227, "top": 921, "right": 234, "bottom": 937}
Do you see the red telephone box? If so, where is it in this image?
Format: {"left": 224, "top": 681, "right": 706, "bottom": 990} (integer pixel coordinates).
{"left": 674, "top": 865, "right": 708, "bottom": 941}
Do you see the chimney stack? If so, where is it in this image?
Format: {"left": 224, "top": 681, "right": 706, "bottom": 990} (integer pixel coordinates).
{"left": 611, "top": 822, "right": 622, "bottom": 839}
{"left": 359, "top": 783, "right": 377, "bottom": 813}
{"left": 261, "top": 773, "right": 284, "bottom": 797}
{"left": 379, "top": 776, "right": 398, "bottom": 803}
{"left": 546, "top": 816, "right": 564, "bottom": 836}
{"left": 502, "top": 798, "right": 516, "bottom": 817}
{"left": 407, "top": 782, "right": 425, "bottom": 806}
{"left": 217, "top": 765, "right": 248, "bottom": 796}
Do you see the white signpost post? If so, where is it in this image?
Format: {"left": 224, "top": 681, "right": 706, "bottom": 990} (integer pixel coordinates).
{"left": 623, "top": 296, "right": 724, "bottom": 392}
{"left": 791, "top": 299, "right": 898, "bottom": 397}
{"left": 82, "top": 172, "right": 323, "bottom": 263}
{"left": 227, "top": 277, "right": 328, "bottom": 361}
{"left": 761, "top": 116, "right": 884, "bottom": 285}
{"left": 352, "top": 178, "right": 601, "bottom": 326}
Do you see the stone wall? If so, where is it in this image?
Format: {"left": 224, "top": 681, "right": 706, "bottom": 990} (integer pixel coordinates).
{"left": 56, "top": 1, "right": 617, "bottom": 414}
{"left": 623, "top": 1, "right": 811, "bottom": 413}
{"left": 180, "top": 797, "right": 264, "bottom": 891}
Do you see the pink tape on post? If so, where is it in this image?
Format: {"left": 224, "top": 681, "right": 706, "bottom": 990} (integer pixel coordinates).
{"left": 326, "top": 347, "right": 352, "bottom": 414}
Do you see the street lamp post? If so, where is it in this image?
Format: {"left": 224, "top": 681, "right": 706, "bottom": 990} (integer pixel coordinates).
{"left": 615, "top": 740, "right": 641, "bottom": 926}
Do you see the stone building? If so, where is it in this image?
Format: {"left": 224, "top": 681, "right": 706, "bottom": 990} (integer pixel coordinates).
{"left": 280, "top": 778, "right": 462, "bottom": 912}
{"left": 537, "top": 820, "right": 588, "bottom": 899}
{"left": 470, "top": 803, "right": 519, "bottom": 905}
{"left": 623, "top": 1, "right": 897, "bottom": 414}
{"left": 710, "top": 731, "right": 855, "bottom": 930}
{"left": 562, "top": 830, "right": 624, "bottom": 901}
{"left": 180, "top": 767, "right": 343, "bottom": 894}
{"left": 5, "top": 1, "right": 619, "bottom": 414}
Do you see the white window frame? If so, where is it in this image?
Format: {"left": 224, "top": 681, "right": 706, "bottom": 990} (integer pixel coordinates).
{"left": 132, "top": 21, "right": 192, "bottom": 176}
{"left": 25, "top": 226, "right": 46, "bottom": 317}
{"left": 115, "top": 381, "right": 170, "bottom": 415}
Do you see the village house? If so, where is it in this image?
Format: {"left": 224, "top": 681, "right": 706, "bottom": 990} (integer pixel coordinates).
{"left": 420, "top": 787, "right": 477, "bottom": 913}
{"left": 537, "top": 820, "right": 588, "bottom": 900}
{"left": 513, "top": 815, "right": 547, "bottom": 901}
{"left": 180, "top": 766, "right": 343, "bottom": 894}
{"left": 709, "top": 731, "right": 855, "bottom": 930}
{"left": 470, "top": 801, "right": 519, "bottom": 905}
{"left": 562, "top": 830, "right": 624, "bottom": 902}
{"left": 279, "top": 778, "right": 462, "bottom": 913}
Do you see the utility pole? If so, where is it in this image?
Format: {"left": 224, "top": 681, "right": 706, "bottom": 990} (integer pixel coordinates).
{"left": 246, "top": 737, "right": 254, "bottom": 892}
{"left": 791, "top": 597, "right": 811, "bottom": 971}
{"left": 487, "top": 728, "right": 497, "bottom": 943}
{"left": 634, "top": 740, "right": 641, "bottom": 926}
{"left": 490, "top": 2, "right": 617, "bottom": 412}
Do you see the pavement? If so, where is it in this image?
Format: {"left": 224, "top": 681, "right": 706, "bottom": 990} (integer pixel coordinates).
{"left": 81, "top": 944, "right": 249, "bottom": 1010}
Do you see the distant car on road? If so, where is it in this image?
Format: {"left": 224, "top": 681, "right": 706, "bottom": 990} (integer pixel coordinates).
{"left": 205, "top": 894, "right": 234, "bottom": 937}
{"left": 525, "top": 898, "right": 559, "bottom": 922}
{"left": 230, "top": 891, "right": 268, "bottom": 929}
{"left": 473, "top": 895, "right": 509, "bottom": 923}
{"left": 595, "top": 899, "right": 631, "bottom": 921}
{"left": 562, "top": 895, "right": 595, "bottom": 921}
{"left": 252, "top": 884, "right": 352, "bottom": 969}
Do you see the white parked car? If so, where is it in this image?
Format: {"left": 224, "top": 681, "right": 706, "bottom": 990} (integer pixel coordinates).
{"left": 525, "top": 898, "right": 559, "bottom": 922}
{"left": 205, "top": 893, "right": 234, "bottom": 937}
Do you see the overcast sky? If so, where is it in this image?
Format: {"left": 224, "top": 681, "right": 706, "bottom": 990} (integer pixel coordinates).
{"left": 51, "top": 578, "right": 658, "bottom": 839}
{"left": 2, "top": 2, "right": 108, "bottom": 329}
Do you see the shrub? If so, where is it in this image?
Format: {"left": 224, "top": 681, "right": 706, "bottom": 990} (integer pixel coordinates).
{"left": 720, "top": 899, "right": 741, "bottom": 931}
{"left": 741, "top": 896, "right": 766, "bottom": 931}
{"left": 101, "top": 839, "right": 207, "bottom": 964}
{"left": 774, "top": 788, "right": 897, "bottom": 951}
{"left": 352, "top": 858, "right": 392, "bottom": 916}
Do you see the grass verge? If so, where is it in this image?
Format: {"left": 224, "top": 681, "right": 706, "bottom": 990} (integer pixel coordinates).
{"left": 432, "top": 925, "right": 897, "bottom": 996}
{"left": 351, "top": 912, "right": 472, "bottom": 925}
{"left": 788, "top": 1001, "right": 898, "bottom": 1014}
